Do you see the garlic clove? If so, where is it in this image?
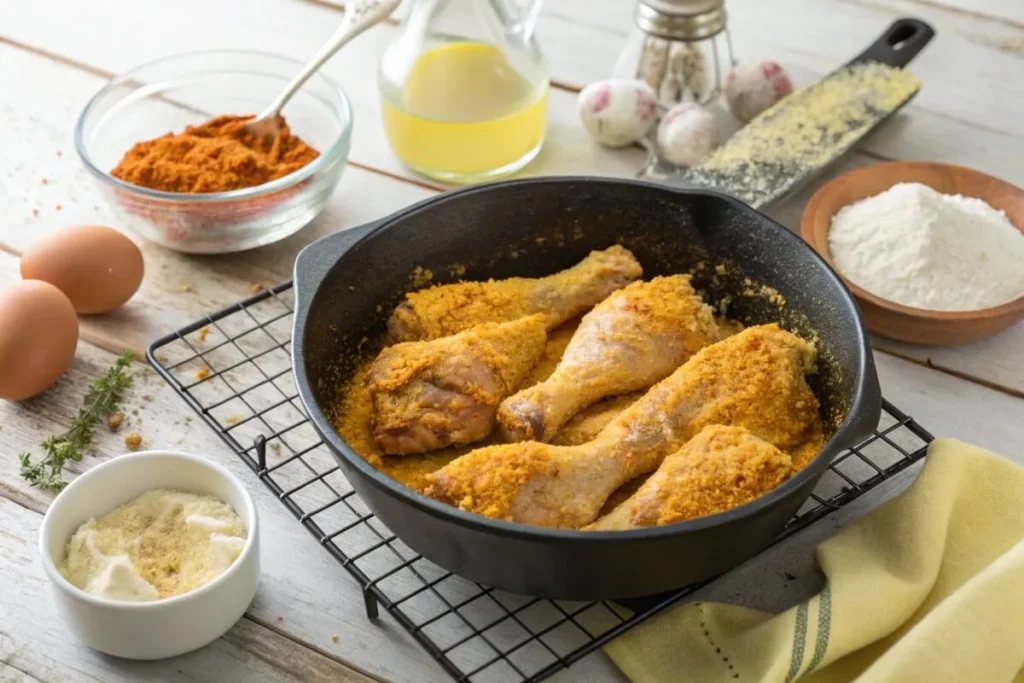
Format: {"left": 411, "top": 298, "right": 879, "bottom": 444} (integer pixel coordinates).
{"left": 725, "top": 61, "right": 794, "bottom": 123}
{"left": 656, "top": 103, "right": 718, "bottom": 167}
{"left": 577, "top": 79, "right": 658, "bottom": 148}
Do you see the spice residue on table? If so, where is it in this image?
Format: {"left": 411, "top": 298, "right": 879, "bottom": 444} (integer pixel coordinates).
{"left": 111, "top": 114, "right": 319, "bottom": 193}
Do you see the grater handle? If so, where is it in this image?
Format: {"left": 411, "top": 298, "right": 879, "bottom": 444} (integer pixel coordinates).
{"left": 848, "top": 18, "right": 935, "bottom": 68}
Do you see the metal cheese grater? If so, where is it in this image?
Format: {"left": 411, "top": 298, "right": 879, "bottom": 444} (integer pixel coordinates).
{"left": 613, "top": 0, "right": 735, "bottom": 106}
{"left": 659, "top": 18, "right": 935, "bottom": 208}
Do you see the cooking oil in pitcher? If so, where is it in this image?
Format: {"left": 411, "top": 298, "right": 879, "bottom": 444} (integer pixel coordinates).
{"left": 379, "top": 0, "right": 548, "bottom": 184}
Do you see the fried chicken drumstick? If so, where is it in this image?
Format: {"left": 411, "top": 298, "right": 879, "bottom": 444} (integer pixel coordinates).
{"left": 368, "top": 315, "right": 546, "bottom": 455}
{"left": 585, "top": 425, "right": 796, "bottom": 531}
{"left": 387, "top": 245, "right": 643, "bottom": 342}
{"left": 498, "top": 275, "right": 719, "bottom": 442}
{"left": 425, "top": 324, "right": 820, "bottom": 528}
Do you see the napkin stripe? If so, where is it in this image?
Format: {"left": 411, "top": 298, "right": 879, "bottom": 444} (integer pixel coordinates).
{"left": 785, "top": 601, "right": 809, "bottom": 682}
{"left": 805, "top": 584, "right": 833, "bottom": 674}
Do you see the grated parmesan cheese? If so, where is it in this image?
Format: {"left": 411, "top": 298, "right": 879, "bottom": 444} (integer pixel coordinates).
{"left": 60, "top": 489, "right": 247, "bottom": 601}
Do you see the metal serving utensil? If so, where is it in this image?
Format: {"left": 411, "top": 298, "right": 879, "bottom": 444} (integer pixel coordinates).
{"left": 245, "top": 0, "right": 401, "bottom": 143}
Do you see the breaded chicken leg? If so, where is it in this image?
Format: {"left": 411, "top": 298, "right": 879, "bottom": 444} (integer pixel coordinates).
{"left": 425, "top": 324, "right": 820, "bottom": 528}
{"left": 368, "top": 315, "right": 546, "bottom": 455}
{"left": 498, "top": 275, "right": 719, "bottom": 442}
{"left": 387, "top": 246, "right": 643, "bottom": 342}
{"left": 585, "top": 425, "right": 795, "bottom": 531}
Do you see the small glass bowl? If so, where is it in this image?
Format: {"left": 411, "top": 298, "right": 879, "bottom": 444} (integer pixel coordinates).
{"left": 76, "top": 51, "right": 352, "bottom": 254}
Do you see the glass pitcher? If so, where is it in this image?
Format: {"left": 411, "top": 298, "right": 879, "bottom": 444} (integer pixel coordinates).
{"left": 379, "top": 0, "right": 548, "bottom": 184}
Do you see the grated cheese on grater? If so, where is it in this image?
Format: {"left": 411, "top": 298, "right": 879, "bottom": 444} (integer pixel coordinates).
{"left": 683, "top": 63, "right": 921, "bottom": 207}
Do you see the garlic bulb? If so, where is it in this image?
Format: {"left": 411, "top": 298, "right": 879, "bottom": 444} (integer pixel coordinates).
{"left": 656, "top": 103, "right": 718, "bottom": 167}
{"left": 578, "top": 79, "right": 658, "bottom": 148}
{"left": 724, "top": 61, "right": 794, "bottom": 123}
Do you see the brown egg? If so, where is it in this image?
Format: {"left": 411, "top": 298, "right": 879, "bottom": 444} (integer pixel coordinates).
{"left": 0, "top": 281, "right": 79, "bottom": 400}
{"left": 20, "top": 225, "right": 144, "bottom": 314}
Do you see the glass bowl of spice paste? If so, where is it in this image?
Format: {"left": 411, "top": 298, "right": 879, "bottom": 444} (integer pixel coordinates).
{"left": 76, "top": 51, "right": 352, "bottom": 254}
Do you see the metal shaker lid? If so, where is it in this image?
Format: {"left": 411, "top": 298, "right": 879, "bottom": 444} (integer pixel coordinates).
{"left": 636, "top": 0, "right": 727, "bottom": 41}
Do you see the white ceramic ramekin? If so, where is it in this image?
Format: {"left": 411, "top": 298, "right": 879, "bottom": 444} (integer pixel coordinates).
{"left": 38, "top": 451, "right": 260, "bottom": 659}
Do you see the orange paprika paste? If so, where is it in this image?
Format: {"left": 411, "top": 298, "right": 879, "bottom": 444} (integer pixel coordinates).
{"left": 110, "top": 115, "right": 319, "bottom": 193}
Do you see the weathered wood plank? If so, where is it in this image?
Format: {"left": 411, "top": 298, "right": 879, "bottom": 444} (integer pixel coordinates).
{"left": 0, "top": 341, "right": 460, "bottom": 683}
{"left": 2, "top": 331, "right": 1021, "bottom": 682}
{"left": 7, "top": 0, "right": 1024, "bottom": 188}
{"left": 0, "top": 35, "right": 439, "bottom": 253}
{"left": 0, "top": 495, "right": 378, "bottom": 683}
{"left": 547, "top": 0, "right": 1024, "bottom": 87}
{"left": 879, "top": 0, "right": 1024, "bottom": 28}
{"left": 1, "top": 2, "right": 1022, "bottom": 680}
{"left": 2, "top": 39, "right": 1021, "bottom": 396}
{"left": 0, "top": 39, "right": 436, "bottom": 357}
{"left": 0, "top": 0, "right": 646, "bottom": 188}
{"left": 872, "top": 353, "right": 1023, "bottom": 458}
{"left": 537, "top": 0, "right": 1024, "bottom": 184}
{"left": 3, "top": 0, "right": 1020, "bottom": 188}
{"left": 873, "top": 327, "right": 1024, "bottom": 398}
{"left": 4, "top": 324, "right": 1020, "bottom": 515}
{"left": 2, "top": 338, "right": 638, "bottom": 682}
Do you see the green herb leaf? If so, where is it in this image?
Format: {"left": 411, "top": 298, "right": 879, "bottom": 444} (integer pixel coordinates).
{"left": 19, "top": 351, "right": 135, "bottom": 492}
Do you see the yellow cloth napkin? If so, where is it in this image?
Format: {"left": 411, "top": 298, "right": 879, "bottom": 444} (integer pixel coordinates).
{"left": 605, "top": 439, "right": 1024, "bottom": 683}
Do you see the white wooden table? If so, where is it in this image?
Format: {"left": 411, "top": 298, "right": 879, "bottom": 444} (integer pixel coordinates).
{"left": 1, "top": 1, "right": 1022, "bottom": 681}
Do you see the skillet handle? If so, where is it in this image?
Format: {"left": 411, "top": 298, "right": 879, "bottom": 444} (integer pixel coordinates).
{"left": 292, "top": 220, "right": 382, "bottom": 330}
{"left": 847, "top": 18, "right": 934, "bottom": 68}
{"left": 844, "top": 351, "right": 884, "bottom": 447}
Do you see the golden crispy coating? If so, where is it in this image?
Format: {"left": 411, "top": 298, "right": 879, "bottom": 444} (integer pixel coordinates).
{"left": 330, "top": 320, "right": 582, "bottom": 492}
{"left": 609, "top": 323, "right": 820, "bottom": 454}
{"left": 427, "top": 441, "right": 558, "bottom": 521}
{"left": 387, "top": 246, "right": 642, "bottom": 342}
{"left": 426, "top": 324, "right": 821, "bottom": 528}
{"left": 333, "top": 356, "right": 485, "bottom": 492}
{"left": 368, "top": 315, "right": 546, "bottom": 455}
{"left": 498, "top": 275, "right": 719, "bottom": 442}
{"left": 586, "top": 425, "right": 795, "bottom": 531}
{"left": 791, "top": 430, "right": 825, "bottom": 470}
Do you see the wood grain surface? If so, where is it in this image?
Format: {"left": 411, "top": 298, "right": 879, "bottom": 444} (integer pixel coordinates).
{"left": 0, "top": 0, "right": 1022, "bottom": 680}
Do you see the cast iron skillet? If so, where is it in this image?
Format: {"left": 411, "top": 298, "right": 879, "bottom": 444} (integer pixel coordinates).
{"left": 292, "top": 178, "right": 883, "bottom": 600}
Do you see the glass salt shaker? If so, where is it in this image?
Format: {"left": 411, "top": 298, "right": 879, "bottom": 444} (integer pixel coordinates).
{"left": 613, "top": 0, "right": 735, "bottom": 106}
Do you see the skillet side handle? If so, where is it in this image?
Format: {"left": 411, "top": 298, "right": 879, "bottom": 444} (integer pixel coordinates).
{"left": 848, "top": 18, "right": 935, "bottom": 68}
{"left": 844, "top": 352, "right": 885, "bottom": 447}
{"left": 293, "top": 221, "right": 382, "bottom": 325}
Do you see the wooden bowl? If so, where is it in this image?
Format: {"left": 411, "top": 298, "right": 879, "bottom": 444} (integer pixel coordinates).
{"left": 801, "top": 161, "right": 1024, "bottom": 346}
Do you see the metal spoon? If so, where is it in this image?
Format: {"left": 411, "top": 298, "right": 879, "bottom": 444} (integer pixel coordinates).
{"left": 245, "top": 0, "right": 401, "bottom": 142}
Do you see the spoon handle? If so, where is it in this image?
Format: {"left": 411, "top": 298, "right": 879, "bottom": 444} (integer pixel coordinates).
{"left": 257, "top": 0, "right": 401, "bottom": 120}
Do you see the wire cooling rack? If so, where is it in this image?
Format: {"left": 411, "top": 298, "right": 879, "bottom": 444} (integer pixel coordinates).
{"left": 148, "top": 281, "right": 933, "bottom": 683}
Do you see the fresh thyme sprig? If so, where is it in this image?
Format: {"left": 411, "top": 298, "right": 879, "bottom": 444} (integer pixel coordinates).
{"left": 19, "top": 351, "right": 135, "bottom": 492}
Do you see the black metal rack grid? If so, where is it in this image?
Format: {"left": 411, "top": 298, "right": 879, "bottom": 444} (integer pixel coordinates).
{"left": 147, "top": 282, "right": 933, "bottom": 683}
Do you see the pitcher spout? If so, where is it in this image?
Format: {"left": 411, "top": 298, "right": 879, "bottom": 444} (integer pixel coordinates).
{"left": 489, "top": 0, "right": 544, "bottom": 40}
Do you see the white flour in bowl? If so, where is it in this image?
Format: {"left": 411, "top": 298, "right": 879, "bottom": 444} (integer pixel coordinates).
{"left": 828, "top": 182, "right": 1024, "bottom": 311}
